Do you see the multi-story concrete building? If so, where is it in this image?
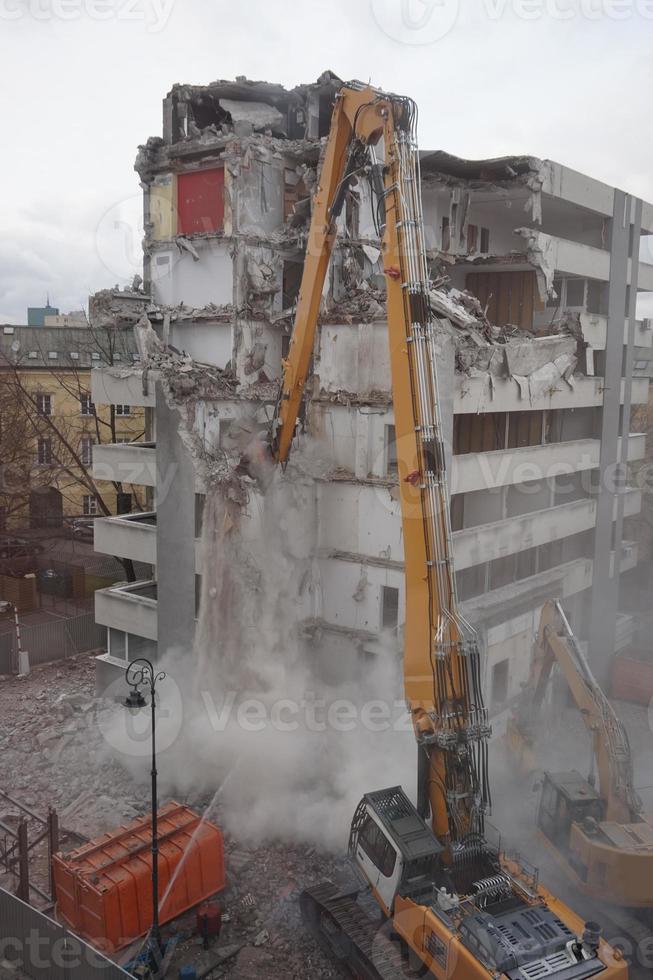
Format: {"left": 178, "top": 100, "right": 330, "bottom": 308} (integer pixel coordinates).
{"left": 91, "top": 74, "right": 652, "bottom": 702}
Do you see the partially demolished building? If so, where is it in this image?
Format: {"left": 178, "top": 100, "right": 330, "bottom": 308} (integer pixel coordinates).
{"left": 91, "top": 73, "right": 652, "bottom": 700}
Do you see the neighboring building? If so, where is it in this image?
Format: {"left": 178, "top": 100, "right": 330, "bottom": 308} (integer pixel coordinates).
{"left": 91, "top": 74, "right": 652, "bottom": 698}
{"left": 27, "top": 300, "right": 59, "bottom": 327}
{"left": 43, "top": 312, "right": 88, "bottom": 328}
{"left": 0, "top": 300, "right": 146, "bottom": 531}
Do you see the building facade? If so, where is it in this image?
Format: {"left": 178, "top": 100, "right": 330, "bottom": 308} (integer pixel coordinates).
{"left": 0, "top": 305, "right": 146, "bottom": 531}
{"left": 91, "top": 74, "right": 652, "bottom": 700}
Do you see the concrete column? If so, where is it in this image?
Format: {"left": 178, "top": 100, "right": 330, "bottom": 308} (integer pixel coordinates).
{"left": 588, "top": 190, "right": 636, "bottom": 682}
{"left": 155, "top": 384, "right": 196, "bottom": 658}
{"left": 614, "top": 199, "right": 643, "bottom": 581}
{"left": 434, "top": 328, "right": 455, "bottom": 475}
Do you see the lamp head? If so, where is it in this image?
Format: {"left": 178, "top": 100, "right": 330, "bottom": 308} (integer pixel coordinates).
{"left": 125, "top": 687, "right": 147, "bottom": 712}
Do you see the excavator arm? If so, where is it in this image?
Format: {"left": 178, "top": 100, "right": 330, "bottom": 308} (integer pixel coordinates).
{"left": 271, "top": 84, "right": 390, "bottom": 464}
{"left": 270, "top": 82, "right": 490, "bottom": 852}
{"left": 509, "top": 599, "right": 641, "bottom": 824}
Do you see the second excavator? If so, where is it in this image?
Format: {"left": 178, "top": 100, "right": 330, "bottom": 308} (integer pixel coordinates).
{"left": 507, "top": 599, "right": 653, "bottom": 910}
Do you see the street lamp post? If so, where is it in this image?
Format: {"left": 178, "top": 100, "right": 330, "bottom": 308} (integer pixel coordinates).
{"left": 124, "top": 658, "right": 166, "bottom": 965}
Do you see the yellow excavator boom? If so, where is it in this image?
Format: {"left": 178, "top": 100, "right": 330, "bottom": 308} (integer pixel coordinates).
{"left": 272, "top": 81, "right": 490, "bottom": 851}
{"left": 272, "top": 82, "right": 628, "bottom": 980}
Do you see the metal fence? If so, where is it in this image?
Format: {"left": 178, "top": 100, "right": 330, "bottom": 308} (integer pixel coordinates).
{"left": 0, "top": 612, "right": 106, "bottom": 674}
{"left": 0, "top": 887, "right": 132, "bottom": 979}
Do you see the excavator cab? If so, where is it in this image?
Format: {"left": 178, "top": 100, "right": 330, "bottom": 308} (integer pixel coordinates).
{"left": 537, "top": 771, "right": 604, "bottom": 850}
{"left": 349, "top": 787, "right": 444, "bottom": 915}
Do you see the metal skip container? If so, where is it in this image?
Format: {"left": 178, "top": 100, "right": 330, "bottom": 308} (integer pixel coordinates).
{"left": 53, "top": 801, "right": 226, "bottom": 951}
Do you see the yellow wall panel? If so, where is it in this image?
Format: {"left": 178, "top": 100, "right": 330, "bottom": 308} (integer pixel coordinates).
{"left": 149, "top": 173, "right": 176, "bottom": 241}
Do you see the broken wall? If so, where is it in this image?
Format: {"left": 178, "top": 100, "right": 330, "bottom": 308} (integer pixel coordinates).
{"left": 150, "top": 239, "right": 234, "bottom": 308}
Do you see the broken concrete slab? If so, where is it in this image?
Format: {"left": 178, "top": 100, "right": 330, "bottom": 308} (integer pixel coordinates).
{"left": 219, "top": 99, "right": 286, "bottom": 135}
{"left": 504, "top": 335, "right": 577, "bottom": 377}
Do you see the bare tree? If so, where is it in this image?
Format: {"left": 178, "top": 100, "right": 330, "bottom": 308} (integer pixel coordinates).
{"left": 0, "top": 319, "right": 148, "bottom": 580}
{"left": 0, "top": 370, "right": 34, "bottom": 525}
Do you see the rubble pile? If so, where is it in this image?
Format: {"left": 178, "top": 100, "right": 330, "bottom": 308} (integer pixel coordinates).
{"left": 135, "top": 315, "right": 238, "bottom": 402}
{"left": 326, "top": 279, "right": 386, "bottom": 323}
{"left": 0, "top": 656, "right": 144, "bottom": 843}
{"left": 0, "top": 658, "right": 347, "bottom": 978}
{"left": 168, "top": 840, "right": 347, "bottom": 978}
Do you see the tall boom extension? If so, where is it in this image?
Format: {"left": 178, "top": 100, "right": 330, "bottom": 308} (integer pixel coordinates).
{"left": 275, "top": 83, "right": 627, "bottom": 980}
{"left": 271, "top": 83, "right": 490, "bottom": 852}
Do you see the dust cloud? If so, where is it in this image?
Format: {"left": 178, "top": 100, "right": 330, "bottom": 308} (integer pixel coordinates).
{"left": 104, "top": 473, "right": 415, "bottom": 851}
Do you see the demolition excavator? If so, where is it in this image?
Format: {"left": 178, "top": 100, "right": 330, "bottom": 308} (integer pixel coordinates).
{"left": 506, "top": 599, "right": 653, "bottom": 909}
{"left": 270, "top": 82, "right": 626, "bottom": 979}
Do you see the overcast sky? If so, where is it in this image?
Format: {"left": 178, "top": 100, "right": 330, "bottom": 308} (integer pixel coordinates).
{"left": 2, "top": 0, "right": 653, "bottom": 322}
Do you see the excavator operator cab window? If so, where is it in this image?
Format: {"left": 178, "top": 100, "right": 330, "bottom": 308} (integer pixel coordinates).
{"left": 358, "top": 816, "right": 397, "bottom": 878}
{"left": 538, "top": 772, "right": 602, "bottom": 848}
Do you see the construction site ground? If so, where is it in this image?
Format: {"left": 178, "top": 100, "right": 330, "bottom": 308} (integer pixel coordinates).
{"left": 3, "top": 654, "right": 653, "bottom": 978}
{"left": 0, "top": 654, "right": 344, "bottom": 979}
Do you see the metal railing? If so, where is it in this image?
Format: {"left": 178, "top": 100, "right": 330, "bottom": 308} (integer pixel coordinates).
{"left": 0, "top": 887, "right": 132, "bottom": 979}
{"left": 0, "top": 612, "right": 106, "bottom": 674}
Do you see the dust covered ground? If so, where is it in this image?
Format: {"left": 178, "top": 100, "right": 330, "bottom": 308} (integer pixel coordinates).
{"left": 0, "top": 655, "right": 346, "bottom": 978}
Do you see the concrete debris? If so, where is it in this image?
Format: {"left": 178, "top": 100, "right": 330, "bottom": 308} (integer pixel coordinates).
{"left": 176, "top": 236, "right": 201, "bottom": 261}
{"left": 0, "top": 657, "right": 345, "bottom": 979}
{"left": 429, "top": 286, "right": 493, "bottom": 337}
{"left": 515, "top": 227, "right": 557, "bottom": 301}
{"left": 88, "top": 286, "right": 150, "bottom": 329}
{"left": 515, "top": 352, "right": 577, "bottom": 402}
{"left": 0, "top": 655, "right": 144, "bottom": 859}
{"left": 243, "top": 341, "right": 267, "bottom": 377}
{"left": 135, "top": 315, "right": 238, "bottom": 401}
{"left": 326, "top": 280, "right": 385, "bottom": 323}
{"left": 504, "top": 335, "right": 577, "bottom": 377}
{"left": 219, "top": 98, "right": 286, "bottom": 135}
{"left": 245, "top": 249, "right": 283, "bottom": 309}
{"left": 159, "top": 301, "right": 234, "bottom": 323}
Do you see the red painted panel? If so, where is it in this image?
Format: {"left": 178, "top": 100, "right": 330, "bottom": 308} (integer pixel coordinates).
{"left": 177, "top": 167, "right": 224, "bottom": 235}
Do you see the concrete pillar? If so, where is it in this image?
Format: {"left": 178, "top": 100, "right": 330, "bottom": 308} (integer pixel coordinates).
{"left": 155, "top": 385, "right": 196, "bottom": 658}
{"left": 434, "top": 327, "right": 455, "bottom": 475}
{"left": 588, "top": 191, "right": 639, "bottom": 682}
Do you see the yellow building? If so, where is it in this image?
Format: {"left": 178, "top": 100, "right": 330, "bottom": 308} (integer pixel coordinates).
{"left": 0, "top": 323, "right": 145, "bottom": 531}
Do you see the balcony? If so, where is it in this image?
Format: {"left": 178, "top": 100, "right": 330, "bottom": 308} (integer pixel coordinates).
{"left": 453, "top": 491, "right": 641, "bottom": 571}
{"left": 317, "top": 479, "right": 643, "bottom": 567}
{"left": 314, "top": 540, "right": 639, "bottom": 640}
{"left": 91, "top": 366, "right": 155, "bottom": 408}
{"left": 577, "top": 313, "right": 652, "bottom": 351}
{"left": 93, "top": 441, "right": 156, "bottom": 487}
{"left": 94, "top": 512, "right": 156, "bottom": 564}
{"left": 452, "top": 433, "right": 646, "bottom": 495}
{"left": 455, "top": 374, "right": 649, "bottom": 414}
{"left": 94, "top": 579, "right": 157, "bottom": 641}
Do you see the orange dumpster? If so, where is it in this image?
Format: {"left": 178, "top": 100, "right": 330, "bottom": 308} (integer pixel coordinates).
{"left": 53, "top": 801, "right": 225, "bottom": 951}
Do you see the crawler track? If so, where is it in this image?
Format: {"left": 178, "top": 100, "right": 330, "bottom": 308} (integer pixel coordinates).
{"left": 300, "top": 882, "right": 422, "bottom": 980}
